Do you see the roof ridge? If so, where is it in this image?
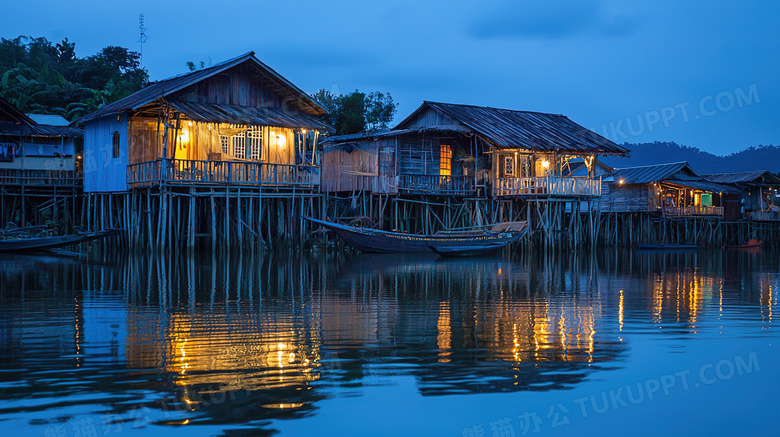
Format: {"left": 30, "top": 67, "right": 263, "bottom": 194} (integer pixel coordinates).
{"left": 613, "top": 161, "right": 688, "bottom": 171}
{"left": 424, "top": 100, "right": 564, "bottom": 116}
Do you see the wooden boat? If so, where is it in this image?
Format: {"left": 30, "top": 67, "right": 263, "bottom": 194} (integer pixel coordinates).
{"left": 0, "top": 229, "right": 120, "bottom": 252}
{"left": 305, "top": 217, "right": 524, "bottom": 253}
{"left": 427, "top": 232, "right": 521, "bottom": 257}
{"left": 636, "top": 243, "right": 698, "bottom": 250}
{"left": 725, "top": 239, "right": 762, "bottom": 249}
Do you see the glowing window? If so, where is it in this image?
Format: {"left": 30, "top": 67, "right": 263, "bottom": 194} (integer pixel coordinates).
{"left": 440, "top": 144, "right": 452, "bottom": 176}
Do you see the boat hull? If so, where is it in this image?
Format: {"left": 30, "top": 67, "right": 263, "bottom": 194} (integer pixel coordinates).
{"left": 636, "top": 243, "right": 698, "bottom": 250}
{"left": 305, "top": 217, "right": 520, "bottom": 253}
{"left": 428, "top": 234, "right": 520, "bottom": 257}
{"left": 0, "top": 229, "right": 120, "bottom": 252}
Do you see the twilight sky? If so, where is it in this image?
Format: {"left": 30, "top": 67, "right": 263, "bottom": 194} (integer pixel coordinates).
{"left": 4, "top": 0, "right": 779, "bottom": 155}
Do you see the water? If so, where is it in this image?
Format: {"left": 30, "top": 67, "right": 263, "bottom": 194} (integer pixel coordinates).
{"left": 0, "top": 248, "right": 778, "bottom": 436}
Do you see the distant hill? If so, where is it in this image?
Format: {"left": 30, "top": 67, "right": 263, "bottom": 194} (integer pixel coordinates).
{"left": 601, "top": 142, "right": 780, "bottom": 174}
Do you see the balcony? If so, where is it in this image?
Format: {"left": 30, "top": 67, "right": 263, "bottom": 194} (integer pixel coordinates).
{"left": 747, "top": 210, "right": 780, "bottom": 221}
{"left": 128, "top": 159, "right": 320, "bottom": 189}
{"left": 494, "top": 177, "right": 601, "bottom": 197}
{"left": 397, "top": 174, "right": 474, "bottom": 196}
{"left": 0, "top": 169, "right": 81, "bottom": 187}
{"left": 665, "top": 205, "right": 723, "bottom": 217}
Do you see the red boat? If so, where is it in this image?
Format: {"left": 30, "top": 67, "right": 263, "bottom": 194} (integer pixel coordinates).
{"left": 726, "top": 239, "right": 763, "bottom": 249}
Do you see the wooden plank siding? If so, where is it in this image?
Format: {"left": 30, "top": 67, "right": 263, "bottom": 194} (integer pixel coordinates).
{"left": 321, "top": 139, "right": 397, "bottom": 194}
{"left": 601, "top": 184, "right": 657, "bottom": 213}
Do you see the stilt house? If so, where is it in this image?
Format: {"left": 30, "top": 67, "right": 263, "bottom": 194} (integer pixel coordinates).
{"left": 0, "top": 97, "right": 82, "bottom": 187}
{"left": 322, "top": 101, "right": 628, "bottom": 198}
{"left": 77, "top": 52, "right": 330, "bottom": 193}
{"left": 702, "top": 171, "right": 780, "bottom": 221}
{"left": 602, "top": 162, "right": 739, "bottom": 217}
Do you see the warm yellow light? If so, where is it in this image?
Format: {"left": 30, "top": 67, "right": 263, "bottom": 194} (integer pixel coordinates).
{"left": 187, "top": 121, "right": 193, "bottom": 126}
{"left": 180, "top": 129, "right": 189, "bottom": 143}
{"left": 619, "top": 179, "right": 624, "bottom": 185}
{"left": 277, "top": 135, "right": 286, "bottom": 149}
{"left": 76, "top": 155, "right": 82, "bottom": 159}
{"left": 542, "top": 160, "right": 550, "bottom": 169}
{"left": 302, "top": 129, "right": 307, "bottom": 134}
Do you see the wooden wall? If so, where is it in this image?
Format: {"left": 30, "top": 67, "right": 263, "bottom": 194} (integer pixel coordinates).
{"left": 170, "top": 64, "right": 315, "bottom": 115}
{"left": 84, "top": 114, "right": 128, "bottom": 193}
{"left": 401, "top": 107, "right": 468, "bottom": 131}
{"left": 601, "top": 183, "right": 656, "bottom": 212}
{"left": 321, "top": 138, "right": 397, "bottom": 194}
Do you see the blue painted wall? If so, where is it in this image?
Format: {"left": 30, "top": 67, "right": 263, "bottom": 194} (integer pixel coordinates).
{"left": 84, "top": 114, "right": 128, "bottom": 192}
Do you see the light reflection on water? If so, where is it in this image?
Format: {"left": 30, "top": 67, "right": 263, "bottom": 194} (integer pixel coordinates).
{"left": 0, "top": 248, "right": 778, "bottom": 436}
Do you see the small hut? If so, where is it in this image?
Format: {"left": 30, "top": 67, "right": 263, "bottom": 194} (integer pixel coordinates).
{"left": 0, "top": 97, "right": 82, "bottom": 183}
{"left": 602, "top": 162, "right": 738, "bottom": 216}
{"left": 321, "top": 101, "right": 628, "bottom": 198}
{"left": 76, "top": 52, "right": 331, "bottom": 193}
{"left": 702, "top": 171, "right": 780, "bottom": 221}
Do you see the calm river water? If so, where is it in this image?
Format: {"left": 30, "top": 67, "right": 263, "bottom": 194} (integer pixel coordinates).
{"left": 0, "top": 248, "right": 778, "bottom": 436}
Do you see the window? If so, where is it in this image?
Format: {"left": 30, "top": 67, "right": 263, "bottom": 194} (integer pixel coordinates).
{"left": 232, "top": 133, "right": 246, "bottom": 159}
{"left": 112, "top": 131, "right": 120, "bottom": 159}
{"left": 248, "top": 126, "right": 262, "bottom": 160}
{"left": 220, "top": 135, "right": 230, "bottom": 155}
{"left": 504, "top": 156, "right": 514, "bottom": 175}
{"left": 440, "top": 144, "right": 452, "bottom": 176}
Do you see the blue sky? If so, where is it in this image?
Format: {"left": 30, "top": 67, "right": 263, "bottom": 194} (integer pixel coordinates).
{"left": 4, "top": 0, "right": 779, "bottom": 155}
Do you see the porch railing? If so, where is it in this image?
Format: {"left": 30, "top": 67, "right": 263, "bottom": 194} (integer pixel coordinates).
{"left": 397, "top": 174, "right": 474, "bottom": 196}
{"left": 128, "top": 159, "right": 320, "bottom": 188}
{"left": 0, "top": 169, "right": 81, "bottom": 187}
{"left": 494, "top": 177, "right": 601, "bottom": 197}
{"left": 665, "top": 206, "right": 724, "bottom": 217}
{"left": 748, "top": 210, "right": 780, "bottom": 221}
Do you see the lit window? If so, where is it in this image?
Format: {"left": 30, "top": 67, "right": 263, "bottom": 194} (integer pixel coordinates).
{"left": 220, "top": 135, "right": 229, "bottom": 155}
{"left": 249, "top": 126, "right": 262, "bottom": 160}
{"left": 440, "top": 144, "right": 452, "bottom": 176}
{"left": 504, "top": 156, "right": 514, "bottom": 175}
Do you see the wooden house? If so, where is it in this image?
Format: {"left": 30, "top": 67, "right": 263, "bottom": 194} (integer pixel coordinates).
{"left": 702, "top": 171, "right": 780, "bottom": 221}
{"left": 321, "top": 101, "right": 628, "bottom": 198}
{"left": 602, "top": 162, "right": 738, "bottom": 216}
{"left": 0, "top": 97, "right": 82, "bottom": 188}
{"left": 77, "top": 52, "right": 330, "bottom": 193}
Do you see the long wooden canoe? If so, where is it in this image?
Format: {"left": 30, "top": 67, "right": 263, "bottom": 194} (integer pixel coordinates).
{"left": 305, "top": 217, "right": 522, "bottom": 253}
{"left": 0, "top": 229, "right": 120, "bottom": 252}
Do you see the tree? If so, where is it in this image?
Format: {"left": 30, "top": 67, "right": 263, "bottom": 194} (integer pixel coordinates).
{"left": 0, "top": 35, "right": 148, "bottom": 120}
{"left": 364, "top": 91, "right": 397, "bottom": 131}
{"left": 312, "top": 88, "right": 397, "bottom": 135}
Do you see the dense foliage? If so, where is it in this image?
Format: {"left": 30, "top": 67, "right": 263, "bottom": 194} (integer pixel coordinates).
{"left": 0, "top": 36, "right": 148, "bottom": 120}
{"left": 312, "top": 89, "right": 397, "bottom": 135}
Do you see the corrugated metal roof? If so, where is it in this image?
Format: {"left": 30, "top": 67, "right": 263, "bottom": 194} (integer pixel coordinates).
{"left": 664, "top": 179, "right": 740, "bottom": 194}
{"left": 320, "top": 129, "right": 417, "bottom": 146}
{"left": 395, "top": 101, "right": 628, "bottom": 155}
{"left": 0, "top": 98, "right": 82, "bottom": 137}
{"left": 702, "top": 170, "right": 780, "bottom": 185}
{"left": 607, "top": 162, "right": 690, "bottom": 184}
{"left": 26, "top": 113, "right": 69, "bottom": 126}
{"left": 75, "top": 52, "right": 327, "bottom": 124}
{"left": 169, "top": 101, "right": 331, "bottom": 131}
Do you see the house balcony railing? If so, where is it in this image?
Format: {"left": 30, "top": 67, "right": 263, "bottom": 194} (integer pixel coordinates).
{"left": 128, "top": 159, "right": 320, "bottom": 188}
{"left": 494, "top": 176, "right": 601, "bottom": 197}
{"left": 747, "top": 210, "right": 780, "bottom": 221}
{"left": 0, "top": 168, "right": 81, "bottom": 187}
{"left": 397, "top": 174, "right": 475, "bottom": 196}
{"left": 665, "top": 205, "right": 723, "bottom": 217}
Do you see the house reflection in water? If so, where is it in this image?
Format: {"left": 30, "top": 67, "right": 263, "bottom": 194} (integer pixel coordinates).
{"left": 106, "top": 247, "right": 777, "bottom": 423}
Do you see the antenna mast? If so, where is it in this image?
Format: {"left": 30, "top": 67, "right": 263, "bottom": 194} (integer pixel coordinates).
{"left": 138, "top": 14, "right": 148, "bottom": 68}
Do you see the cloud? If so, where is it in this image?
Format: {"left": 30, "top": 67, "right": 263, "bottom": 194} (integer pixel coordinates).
{"left": 469, "top": 0, "right": 639, "bottom": 40}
